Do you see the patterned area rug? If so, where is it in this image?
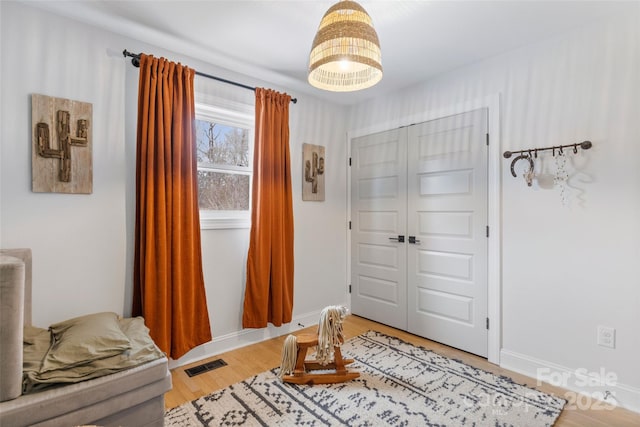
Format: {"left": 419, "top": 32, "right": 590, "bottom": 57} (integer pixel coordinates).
{"left": 165, "top": 331, "right": 565, "bottom": 426}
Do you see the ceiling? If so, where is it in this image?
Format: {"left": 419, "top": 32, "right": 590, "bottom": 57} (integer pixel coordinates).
{"left": 28, "top": 0, "right": 637, "bottom": 105}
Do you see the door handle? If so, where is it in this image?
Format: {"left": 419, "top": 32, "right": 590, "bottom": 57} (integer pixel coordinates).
{"left": 408, "top": 236, "right": 421, "bottom": 244}
{"left": 389, "top": 235, "right": 405, "bottom": 243}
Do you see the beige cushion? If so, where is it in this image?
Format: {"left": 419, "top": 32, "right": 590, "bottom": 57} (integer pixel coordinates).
{"left": 22, "top": 325, "right": 50, "bottom": 381}
{"left": 42, "top": 312, "right": 131, "bottom": 372}
{"left": 23, "top": 316, "right": 165, "bottom": 394}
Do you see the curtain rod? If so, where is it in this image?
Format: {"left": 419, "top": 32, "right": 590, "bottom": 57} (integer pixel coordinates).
{"left": 122, "top": 50, "right": 297, "bottom": 104}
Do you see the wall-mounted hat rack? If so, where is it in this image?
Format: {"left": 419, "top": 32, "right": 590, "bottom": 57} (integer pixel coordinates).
{"left": 503, "top": 140, "right": 592, "bottom": 159}
{"left": 503, "top": 141, "right": 592, "bottom": 187}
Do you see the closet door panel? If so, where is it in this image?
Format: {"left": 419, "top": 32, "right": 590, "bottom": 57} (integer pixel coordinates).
{"left": 350, "top": 128, "right": 408, "bottom": 330}
{"left": 407, "top": 109, "right": 489, "bottom": 357}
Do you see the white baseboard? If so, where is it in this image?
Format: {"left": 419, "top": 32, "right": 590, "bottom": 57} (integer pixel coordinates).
{"left": 168, "top": 309, "right": 323, "bottom": 370}
{"left": 500, "top": 349, "right": 640, "bottom": 414}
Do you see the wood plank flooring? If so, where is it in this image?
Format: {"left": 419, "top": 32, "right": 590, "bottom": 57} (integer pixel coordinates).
{"left": 165, "top": 315, "right": 639, "bottom": 426}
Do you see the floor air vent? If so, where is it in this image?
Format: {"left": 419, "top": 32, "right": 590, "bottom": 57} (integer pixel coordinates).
{"left": 184, "top": 358, "right": 228, "bottom": 377}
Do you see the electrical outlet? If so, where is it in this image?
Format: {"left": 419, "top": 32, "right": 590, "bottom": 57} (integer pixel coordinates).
{"left": 597, "top": 325, "right": 615, "bottom": 349}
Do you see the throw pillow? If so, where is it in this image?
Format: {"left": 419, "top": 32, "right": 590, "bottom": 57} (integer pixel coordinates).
{"left": 41, "top": 312, "right": 131, "bottom": 372}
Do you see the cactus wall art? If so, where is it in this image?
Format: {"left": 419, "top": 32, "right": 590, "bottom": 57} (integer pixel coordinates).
{"left": 302, "top": 143, "right": 325, "bottom": 201}
{"left": 32, "top": 94, "right": 92, "bottom": 194}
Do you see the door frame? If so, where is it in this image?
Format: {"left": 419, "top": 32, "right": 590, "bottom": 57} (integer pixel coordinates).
{"left": 346, "top": 93, "right": 502, "bottom": 364}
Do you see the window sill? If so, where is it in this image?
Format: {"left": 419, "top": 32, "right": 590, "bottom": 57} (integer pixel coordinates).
{"left": 200, "top": 217, "right": 250, "bottom": 230}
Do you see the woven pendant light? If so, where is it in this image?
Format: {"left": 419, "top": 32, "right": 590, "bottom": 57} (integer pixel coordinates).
{"left": 308, "top": 0, "right": 382, "bottom": 92}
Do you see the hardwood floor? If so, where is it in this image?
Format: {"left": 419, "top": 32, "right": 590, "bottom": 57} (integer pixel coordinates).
{"left": 165, "top": 315, "right": 639, "bottom": 426}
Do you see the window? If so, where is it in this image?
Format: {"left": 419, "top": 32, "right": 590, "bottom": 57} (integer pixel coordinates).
{"left": 195, "top": 100, "right": 253, "bottom": 229}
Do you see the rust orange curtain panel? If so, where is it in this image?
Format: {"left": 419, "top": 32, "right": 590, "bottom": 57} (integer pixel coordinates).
{"left": 132, "top": 54, "right": 212, "bottom": 359}
{"left": 243, "top": 88, "right": 294, "bottom": 328}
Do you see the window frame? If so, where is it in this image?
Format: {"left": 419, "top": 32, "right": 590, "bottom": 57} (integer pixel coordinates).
{"left": 195, "top": 98, "right": 254, "bottom": 230}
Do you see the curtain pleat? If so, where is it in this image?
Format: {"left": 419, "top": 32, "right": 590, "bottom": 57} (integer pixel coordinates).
{"left": 243, "top": 88, "right": 294, "bottom": 328}
{"left": 133, "top": 54, "right": 212, "bottom": 359}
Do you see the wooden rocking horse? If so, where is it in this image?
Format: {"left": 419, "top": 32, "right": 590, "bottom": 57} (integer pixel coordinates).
{"left": 279, "top": 305, "right": 360, "bottom": 385}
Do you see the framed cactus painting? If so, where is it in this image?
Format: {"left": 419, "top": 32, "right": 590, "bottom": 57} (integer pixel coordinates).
{"left": 302, "top": 143, "right": 325, "bottom": 201}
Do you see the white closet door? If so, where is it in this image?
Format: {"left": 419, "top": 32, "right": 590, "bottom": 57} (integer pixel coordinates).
{"left": 350, "top": 127, "right": 408, "bottom": 330}
{"left": 407, "top": 109, "right": 489, "bottom": 357}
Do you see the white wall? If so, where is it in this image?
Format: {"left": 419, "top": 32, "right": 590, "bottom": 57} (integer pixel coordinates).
{"left": 0, "top": 1, "right": 349, "bottom": 367}
{"left": 348, "top": 11, "right": 640, "bottom": 410}
{"left": 1, "top": 2, "right": 129, "bottom": 324}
